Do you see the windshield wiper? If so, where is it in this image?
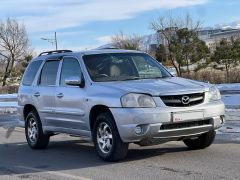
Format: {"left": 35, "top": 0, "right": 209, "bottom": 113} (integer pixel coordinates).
{"left": 121, "top": 77, "right": 140, "bottom": 81}
{"left": 143, "top": 76, "right": 169, "bottom": 79}
{"left": 152, "top": 76, "right": 167, "bottom": 79}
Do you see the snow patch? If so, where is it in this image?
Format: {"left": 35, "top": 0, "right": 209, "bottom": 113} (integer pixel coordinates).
{"left": 217, "top": 83, "right": 240, "bottom": 91}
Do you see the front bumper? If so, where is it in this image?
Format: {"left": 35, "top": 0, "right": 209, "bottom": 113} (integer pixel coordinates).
{"left": 110, "top": 101, "right": 225, "bottom": 143}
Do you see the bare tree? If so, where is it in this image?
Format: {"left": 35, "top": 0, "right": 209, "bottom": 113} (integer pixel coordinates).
{"left": 150, "top": 13, "right": 202, "bottom": 76}
{"left": 111, "top": 31, "right": 142, "bottom": 50}
{"left": 0, "top": 18, "right": 29, "bottom": 86}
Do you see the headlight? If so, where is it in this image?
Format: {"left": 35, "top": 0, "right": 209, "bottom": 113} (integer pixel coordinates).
{"left": 208, "top": 86, "right": 221, "bottom": 101}
{"left": 121, "top": 93, "right": 156, "bottom": 108}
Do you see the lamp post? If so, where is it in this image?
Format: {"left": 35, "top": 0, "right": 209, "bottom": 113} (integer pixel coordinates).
{"left": 41, "top": 32, "right": 58, "bottom": 50}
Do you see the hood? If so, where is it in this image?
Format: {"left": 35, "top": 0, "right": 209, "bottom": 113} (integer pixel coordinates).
{"left": 94, "top": 77, "right": 210, "bottom": 96}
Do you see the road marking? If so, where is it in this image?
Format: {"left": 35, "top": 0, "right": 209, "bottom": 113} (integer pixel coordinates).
{"left": 17, "top": 166, "right": 92, "bottom": 180}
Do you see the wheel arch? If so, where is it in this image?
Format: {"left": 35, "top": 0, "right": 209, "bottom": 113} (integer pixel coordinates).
{"left": 23, "top": 104, "right": 38, "bottom": 121}
{"left": 89, "top": 105, "right": 114, "bottom": 131}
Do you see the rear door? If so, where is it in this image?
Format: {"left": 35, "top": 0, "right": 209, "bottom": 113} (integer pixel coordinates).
{"left": 54, "top": 57, "right": 88, "bottom": 132}
{"left": 32, "top": 60, "right": 60, "bottom": 127}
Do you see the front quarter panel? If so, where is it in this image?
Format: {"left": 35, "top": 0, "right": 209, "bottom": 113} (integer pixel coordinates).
{"left": 86, "top": 83, "right": 125, "bottom": 108}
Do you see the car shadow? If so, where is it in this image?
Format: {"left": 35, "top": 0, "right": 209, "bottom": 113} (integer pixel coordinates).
{"left": 0, "top": 132, "right": 238, "bottom": 177}
{"left": 0, "top": 138, "right": 190, "bottom": 176}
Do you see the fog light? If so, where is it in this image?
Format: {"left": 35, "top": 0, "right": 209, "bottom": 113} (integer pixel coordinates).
{"left": 135, "top": 126, "right": 142, "bottom": 135}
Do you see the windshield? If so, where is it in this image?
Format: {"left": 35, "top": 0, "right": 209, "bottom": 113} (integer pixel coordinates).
{"left": 83, "top": 53, "right": 172, "bottom": 82}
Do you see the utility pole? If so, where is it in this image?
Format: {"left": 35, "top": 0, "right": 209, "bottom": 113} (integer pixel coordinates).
{"left": 55, "top": 32, "right": 58, "bottom": 50}
{"left": 41, "top": 32, "right": 58, "bottom": 50}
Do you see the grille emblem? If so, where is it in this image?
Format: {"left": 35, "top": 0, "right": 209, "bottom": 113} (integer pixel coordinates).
{"left": 181, "top": 96, "right": 190, "bottom": 105}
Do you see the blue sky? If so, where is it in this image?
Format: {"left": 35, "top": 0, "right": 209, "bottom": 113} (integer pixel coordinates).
{"left": 0, "top": 0, "right": 240, "bottom": 53}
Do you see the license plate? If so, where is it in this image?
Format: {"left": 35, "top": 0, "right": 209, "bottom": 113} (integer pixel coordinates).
{"left": 172, "top": 111, "right": 204, "bottom": 122}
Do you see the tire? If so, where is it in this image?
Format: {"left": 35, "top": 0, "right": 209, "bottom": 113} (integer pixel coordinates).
{"left": 183, "top": 130, "right": 216, "bottom": 150}
{"left": 92, "top": 112, "right": 129, "bottom": 162}
{"left": 25, "top": 110, "right": 50, "bottom": 149}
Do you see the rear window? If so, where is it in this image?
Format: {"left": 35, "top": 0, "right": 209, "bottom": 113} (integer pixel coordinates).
{"left": 22, "top": 61, "right": 42, "bottom": 86}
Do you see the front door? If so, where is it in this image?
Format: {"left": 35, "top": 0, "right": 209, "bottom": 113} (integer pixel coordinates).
{"left": 55, "top": 57, "right": 88, "bottom": 132}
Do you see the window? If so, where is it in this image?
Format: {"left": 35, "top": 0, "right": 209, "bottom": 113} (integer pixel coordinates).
{"left": 60, "top": 57, "right": 82, "bottom": 86}
{"left": 132, "top": 55, "right": 162, "bottom": 78}
{"left": 39, "top": 60, "right": 59, "bottom": 86}
{"left": 83, "top": 53, "right": 171, "bottom": 82}
{"left": 22, "top": 61, "right": 42, "bottom": 86}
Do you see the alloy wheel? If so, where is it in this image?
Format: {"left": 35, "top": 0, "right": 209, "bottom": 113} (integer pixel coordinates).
{"left": 97, "top": 122, "right": 113, "bottom": 154}
{"left": 28, "top": 117, "right": 38, "bottom": 143}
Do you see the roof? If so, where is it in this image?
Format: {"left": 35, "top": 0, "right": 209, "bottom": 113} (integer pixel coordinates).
{"left": 32, "top": 49, "right": 143, "bottom": 62}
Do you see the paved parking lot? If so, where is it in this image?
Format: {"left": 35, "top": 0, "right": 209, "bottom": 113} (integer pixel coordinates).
{"left": 0, "top": 126, "right": 240, "bottom": 180}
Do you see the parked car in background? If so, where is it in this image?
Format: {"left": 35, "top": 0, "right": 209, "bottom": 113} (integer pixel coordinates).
{"left": 18, "top": 49, "right": 225, "bottom": 161}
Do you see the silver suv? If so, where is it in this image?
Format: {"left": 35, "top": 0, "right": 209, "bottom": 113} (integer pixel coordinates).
{"left": 18, "top": 49, "right": 225, "bottom": 161}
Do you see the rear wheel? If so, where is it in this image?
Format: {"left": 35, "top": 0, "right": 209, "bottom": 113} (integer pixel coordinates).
{"left": 93, "top": 112, "right": 129, "bottom": 161}
{"left": 183, "top": 130, "right": 216, "bottom": 150}
{"left": 25, "top": 110, "right": 50, "bottom": 149}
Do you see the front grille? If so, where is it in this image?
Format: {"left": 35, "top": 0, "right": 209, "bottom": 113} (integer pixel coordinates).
{"left": 160, "top": 93, "right": 205, "bottom": 107}
{"left": 160, "top": 119, "right": 211, "bottom": 130}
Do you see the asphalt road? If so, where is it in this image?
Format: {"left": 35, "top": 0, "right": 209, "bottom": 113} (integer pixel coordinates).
{"left": 0, "top": 105, "right": 240, "bottom": 180}
{"left": 0, "top": 127, "right": 240, "bottom": 180}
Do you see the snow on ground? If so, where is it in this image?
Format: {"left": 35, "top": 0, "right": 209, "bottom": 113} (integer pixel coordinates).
{"left": 221, "top": 94, "right": 240, "bottom": 109}
{"left": 217, "top": 83, "right": 240, "bottom": 109}
{"left": 215, "top": 83, "right": 240, "bottom": 137}
{"left": 0, "top": 94, "right": 17, "bottom": 99}
{"left": 0, "top": 102, "right": 18, "bottom": 107}
{"left": 218, "top": 108, "right": 240, "bottom": 134}
{"left": 217, "top": 83, "right": 240, "bottom": 92}
{"left": 0, "top": 93, "right": 18, "bottom": 129}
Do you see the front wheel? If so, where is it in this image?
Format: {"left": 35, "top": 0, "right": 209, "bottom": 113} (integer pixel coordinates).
{"left": 183, "top": 130, "right": 216, "bottom": 150}
{"left": 93, "top": 112, "right": 129, "bottom": 161}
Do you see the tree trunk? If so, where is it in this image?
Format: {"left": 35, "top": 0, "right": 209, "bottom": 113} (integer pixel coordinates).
{"left": 2, "top": 59, "right": 10, "bottom": 86}
{"left": 169, "top": 53, "right": 180, "bottom": 76}
{"left": 178, "top": 64, "right": 182, "bottom": 77}
{"left": 186, "top": 60, "right": 190, "bottom": 76}
{"left": 226, "top": 65, "right": 229, "bottom": 83}
{"left": 2, "top": 54, "right": 15, "bottom": 86}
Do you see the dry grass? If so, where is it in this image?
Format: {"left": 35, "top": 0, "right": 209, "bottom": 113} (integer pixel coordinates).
{"left": 0, "top": 86, "right": 18, "bottom": 94}
{"left": 183, "top": 68, "right": 240, "bottom": 84}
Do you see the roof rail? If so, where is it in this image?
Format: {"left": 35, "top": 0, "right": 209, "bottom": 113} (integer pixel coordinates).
{"left": 38, "top": 50, "right": 73, "bottom": 56}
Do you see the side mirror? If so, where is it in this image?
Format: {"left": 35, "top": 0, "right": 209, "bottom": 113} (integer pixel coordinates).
{"left": 65, "top": 75, "right": 84, "bottom": 87}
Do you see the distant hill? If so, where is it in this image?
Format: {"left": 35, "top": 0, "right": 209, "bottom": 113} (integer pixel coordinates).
{"left": 214, "top": 20, "right": 240, "bottom": 30}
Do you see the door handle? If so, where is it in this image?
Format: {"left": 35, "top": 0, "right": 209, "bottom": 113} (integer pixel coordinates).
{"left": 33, "top": 92, "right": 40, "bottom": 97}
{"left": 57, "top": 93, "right": 64, "bottom": 98}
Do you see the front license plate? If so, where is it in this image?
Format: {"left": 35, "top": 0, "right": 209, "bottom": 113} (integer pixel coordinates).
{"left": 172, "top": 111, "right": 204, "bottom": 122}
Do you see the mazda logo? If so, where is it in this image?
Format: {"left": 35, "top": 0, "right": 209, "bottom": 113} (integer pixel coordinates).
{"left": 181, "top": 96, "right": 190, "bottom": 105}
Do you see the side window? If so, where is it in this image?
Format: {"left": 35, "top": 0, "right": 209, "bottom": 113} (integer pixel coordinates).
{"left": 22, "top": 61, "right": 42, "bottom": 86}
{"left": 39, "top": 60, "right": 60, "bottom": 86}
{"left": 60, "top": 57, "right": 82, "bottom": 86}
